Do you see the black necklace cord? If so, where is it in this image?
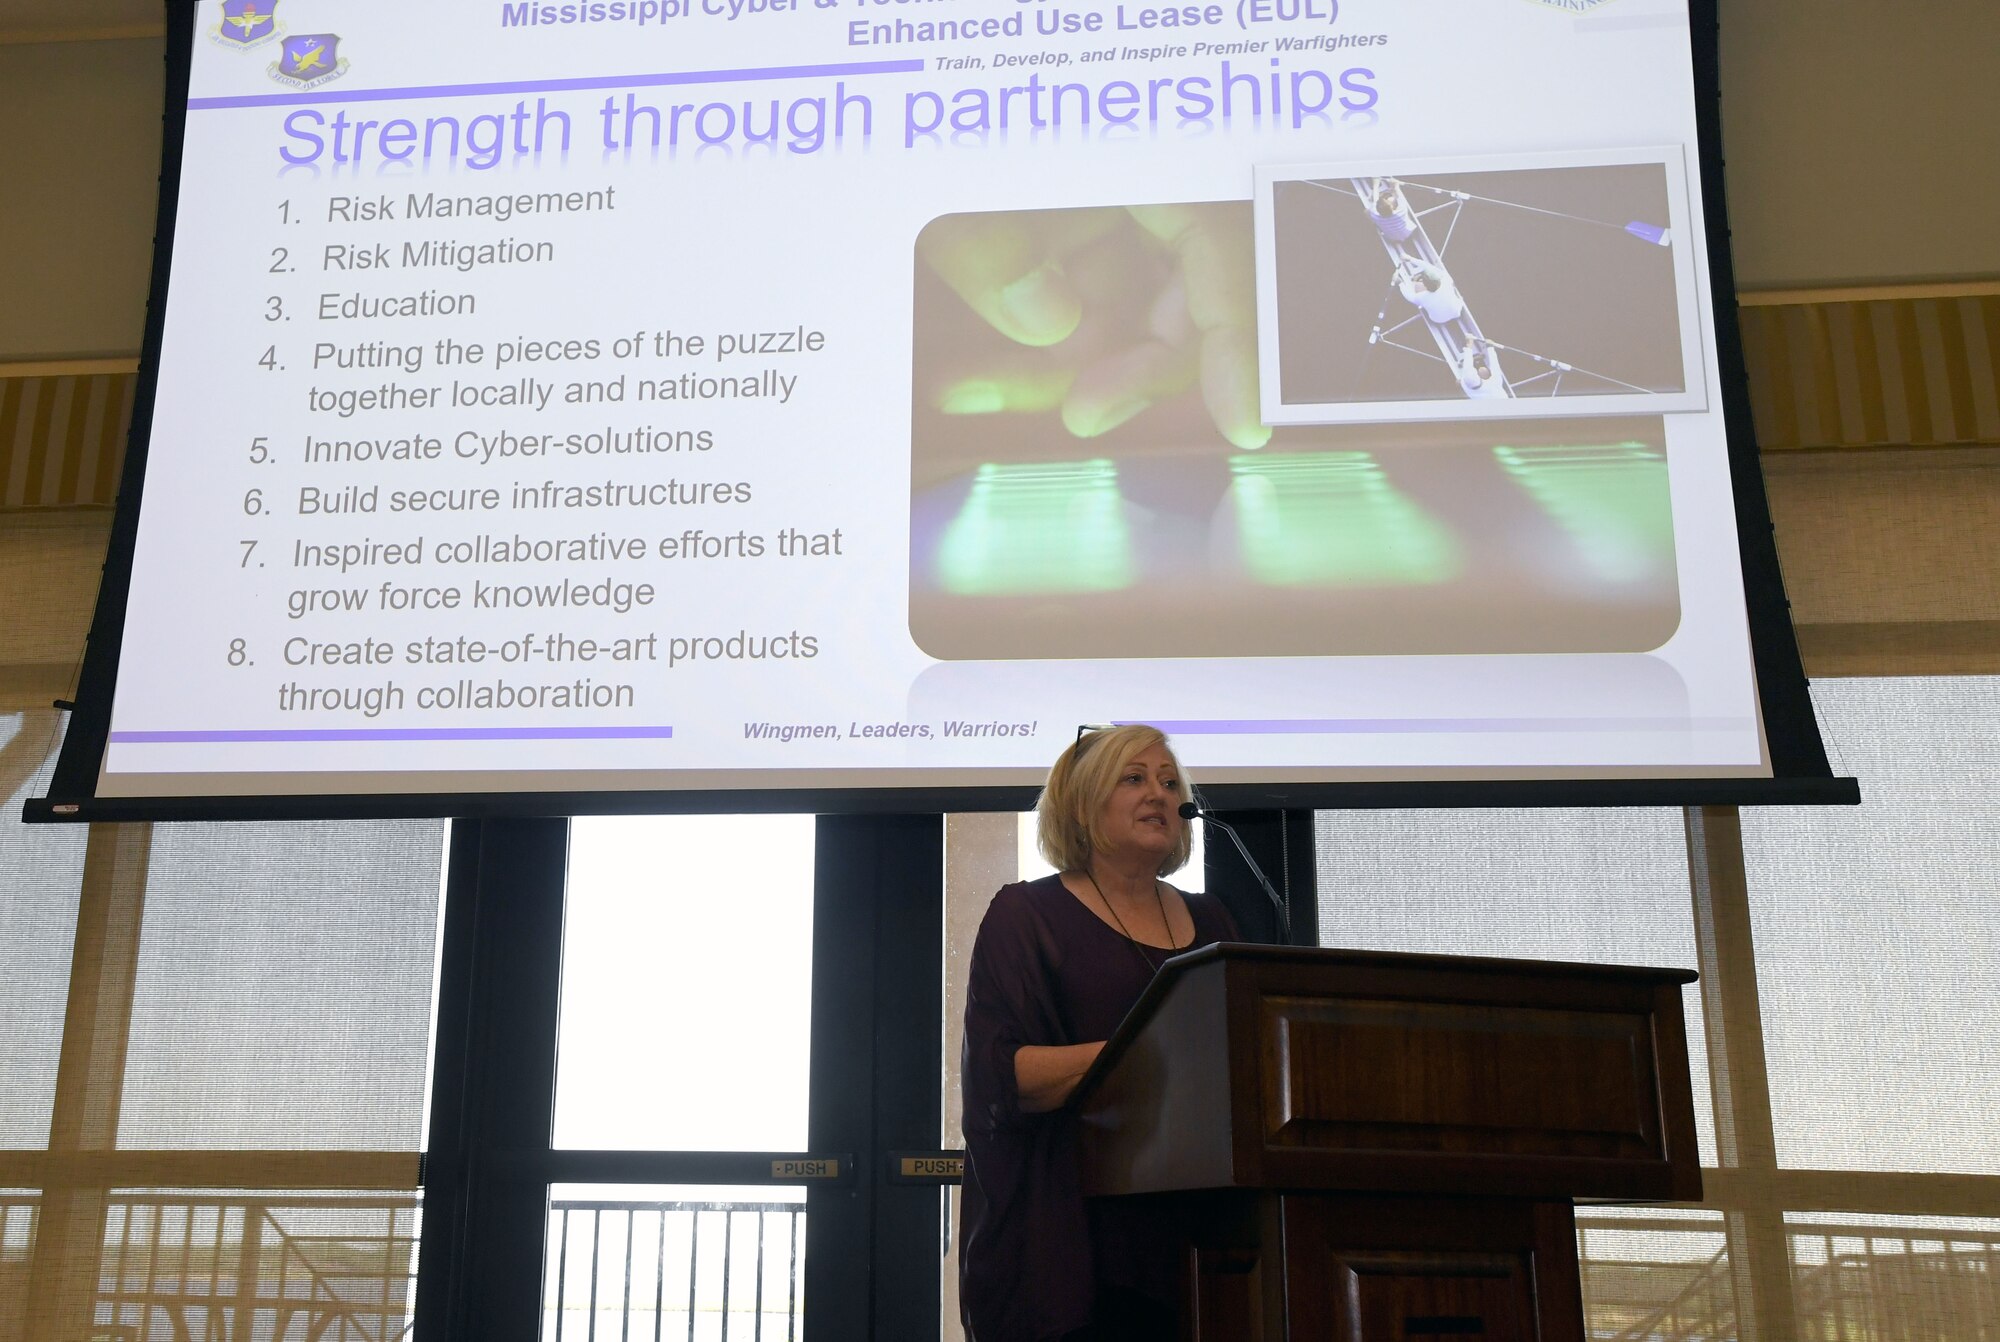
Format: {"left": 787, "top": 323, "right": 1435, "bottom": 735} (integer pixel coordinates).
{"left": 1082, "top": 868, "right": 1179, "bottom": 977}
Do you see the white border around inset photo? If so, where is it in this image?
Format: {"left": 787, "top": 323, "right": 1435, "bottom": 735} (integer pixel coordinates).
{"left": 1253, "top": 145, "right": 1709, "bottom": 427}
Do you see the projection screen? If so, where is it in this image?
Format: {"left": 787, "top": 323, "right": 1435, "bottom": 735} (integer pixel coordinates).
{"left": 34, "top": 0, "right": 1849, "bottom": 817}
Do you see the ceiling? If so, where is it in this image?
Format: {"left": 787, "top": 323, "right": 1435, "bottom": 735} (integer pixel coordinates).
{"left": 0, "top": 0, "right": 164, "bottom": 43}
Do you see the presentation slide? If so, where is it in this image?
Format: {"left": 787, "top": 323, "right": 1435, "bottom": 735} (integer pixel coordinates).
{"left": 96, "top": 0, "right": 1771, "bottom": 798}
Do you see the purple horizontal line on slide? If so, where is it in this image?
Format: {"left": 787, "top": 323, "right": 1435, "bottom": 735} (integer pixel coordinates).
{"left": 185, "top": 59, "right": 925, "bottom": 111}
{"left": 1132, "top": 718, "right": 1755, "bottom": 735}
{"left": 110, "top": 726, "right": 673, "bottom": 743}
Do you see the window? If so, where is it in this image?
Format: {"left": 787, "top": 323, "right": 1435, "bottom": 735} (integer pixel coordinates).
{"left": 1741, "top": 678, "right": 2000, "bottom": 1175}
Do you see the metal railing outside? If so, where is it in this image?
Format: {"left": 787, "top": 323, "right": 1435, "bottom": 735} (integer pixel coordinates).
{"left": 1789, "top": 1220, "right": 2000, "bottom": 1342}
{"left": 1, "top": 1193, "right": 38, "bottom": 1342}
{"left": 0, "top": 1190, "right": 803, "bottom": 1342}
{"left": 1577, "top": 1213, "right": 1735, "bottom": 1342}
{"left": 2, "top": 1190, "right": 1984, "bottom": 1342}
{"left": 92, "top": 1191, "right": 418, "bottom": 1342}
{"left": 1576, "top": 1213, "right": 2000, "bottom": 1342}
{"left": 544, "top": 1200, "right": 804, "bottom": 1342}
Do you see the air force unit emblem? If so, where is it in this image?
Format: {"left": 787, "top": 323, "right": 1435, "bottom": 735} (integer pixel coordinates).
{"left": 269, "top": 33, "right": 347, "bottom": 90}
{"left": 210, "top": 0, "right": 281, "bottom": 51}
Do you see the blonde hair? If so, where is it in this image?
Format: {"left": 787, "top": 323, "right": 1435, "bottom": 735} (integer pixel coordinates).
{"left": 1035, "top": 724, "right": 1194, "bottom": 876}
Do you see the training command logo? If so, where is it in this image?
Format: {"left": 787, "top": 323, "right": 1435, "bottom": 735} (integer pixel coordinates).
{"left": 269, "top": 33, "right": 348, "bottom": 90}
{"left": 210, "top": 0, "right": 282, "bottom": 50}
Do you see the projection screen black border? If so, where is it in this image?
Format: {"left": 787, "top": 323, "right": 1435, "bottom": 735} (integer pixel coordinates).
{"left": 23, "top": 774, "right": 1856, "bottom": 826}
{"left": 29, "top": 0, "right": 1853, "bottom": 822}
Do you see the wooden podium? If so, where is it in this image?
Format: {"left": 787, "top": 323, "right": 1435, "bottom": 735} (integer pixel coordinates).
{"left": 1071, "top": 945, "right": 1702, "bottom": 1342}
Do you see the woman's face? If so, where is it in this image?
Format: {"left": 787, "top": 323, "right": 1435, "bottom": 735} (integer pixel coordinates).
{"left": 1093, "top": 742, "right": 1186, "bottom": 865}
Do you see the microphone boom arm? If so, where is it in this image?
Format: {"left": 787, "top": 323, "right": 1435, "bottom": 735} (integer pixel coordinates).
{"left": 1182, "top": 803, "right": 1292, "bottom": 943}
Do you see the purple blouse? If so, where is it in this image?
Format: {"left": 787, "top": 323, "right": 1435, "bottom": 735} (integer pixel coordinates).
{"left": 959, "top": 874, "right": 1240, "bottom": 1342}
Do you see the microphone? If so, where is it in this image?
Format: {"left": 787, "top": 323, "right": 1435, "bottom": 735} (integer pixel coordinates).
{"left": 1179, "top": 801, "right": 1292, "bottom": 943}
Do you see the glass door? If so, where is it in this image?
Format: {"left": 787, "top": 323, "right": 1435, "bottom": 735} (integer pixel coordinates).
{"left": 543, "top": 814, "right": 817, "bottom": 1341}
{"left": 515, "top": 812, "right": 949, "bottom": 1342}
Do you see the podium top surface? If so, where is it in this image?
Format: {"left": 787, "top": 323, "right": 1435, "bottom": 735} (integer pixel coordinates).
{"left": 1075, "top": 943, "right": 1696, "bottom": 1109}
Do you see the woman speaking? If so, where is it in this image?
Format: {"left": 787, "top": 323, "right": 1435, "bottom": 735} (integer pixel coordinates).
{"left": 959, "top": 725, "right": 1239, "bottom": 1341}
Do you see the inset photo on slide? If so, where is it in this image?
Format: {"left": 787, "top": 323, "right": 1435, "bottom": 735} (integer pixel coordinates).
{"left": 1254, "top": 147, "right": 1709, "bottom": 427}
{"left": 908, "top": 203, "right": 1683, "bottom": 663}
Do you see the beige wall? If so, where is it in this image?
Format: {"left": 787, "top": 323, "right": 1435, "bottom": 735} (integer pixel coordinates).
{"left": 1718, "top": 0, "right": 2000, "bottom": 288}
{"left": 0, "top": 39, "right": 162, "bottom": 360}
{"left": 0, "top": 4, "right": 1995, "bottom": 363}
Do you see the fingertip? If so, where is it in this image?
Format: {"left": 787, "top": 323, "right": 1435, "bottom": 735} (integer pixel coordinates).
{"left": 1225, "top": 421, "right": 1273, "bottom": 451}
{"left": 933, "top": 364, "right": 1076, "bottom": 416}
{"left": 1061, "top": 394, "right": 1146, "bottom": 439}
{"left": 937, "top": 380, "right": 1009, "bottom": 416}
{"left": 996, "top": 263, "right": 1083, "bottom": 347}
{"left": 1200, "top": 327, "right": 1270, "bottom": 451}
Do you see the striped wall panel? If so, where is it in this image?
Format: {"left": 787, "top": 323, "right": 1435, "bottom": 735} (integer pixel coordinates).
{"left": 0, "top": 372, "right": 136, "bottom": 509}
{"left": 1737, "top": 295, "right": 2000, "bottom": 450}
{"left": 1, "top": 293, "right": 1996, "bottom": 508}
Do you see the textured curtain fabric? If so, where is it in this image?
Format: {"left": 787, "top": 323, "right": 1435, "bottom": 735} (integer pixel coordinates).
{"left": 1741, "top": 678, "right": 2000, "bottom": 1176}
{"left": 115, "top": 821, "right": 444, "bottom": 1151}
{"left": 0, "top": 715, "right": 82, "bottom": 1151}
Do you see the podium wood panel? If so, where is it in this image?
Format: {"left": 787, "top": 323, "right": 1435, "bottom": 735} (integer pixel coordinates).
{"left": 1077, "top": 945, "right": 1702, "bottom": 1203}
{"left": 1278, "top": 1196, "right": 1585, "bottom": 1342}
{"left": 1261, "top": 996, "right": 1656, "bottom": 1155}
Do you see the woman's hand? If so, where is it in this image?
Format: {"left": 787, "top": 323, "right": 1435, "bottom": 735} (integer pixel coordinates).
{"left": 1014, "top": 1041, "right": 1107, "bottom": 1113}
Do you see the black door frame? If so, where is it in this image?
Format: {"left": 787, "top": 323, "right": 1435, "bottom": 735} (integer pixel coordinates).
{"left": 807, "top": 813, "right": 947, "bottom": 1340}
